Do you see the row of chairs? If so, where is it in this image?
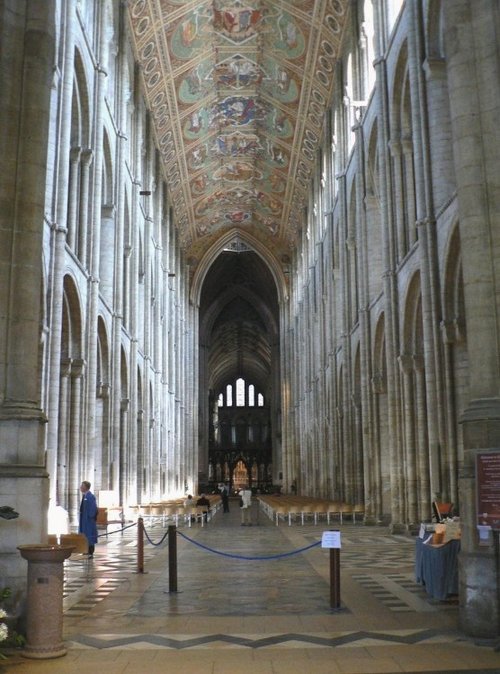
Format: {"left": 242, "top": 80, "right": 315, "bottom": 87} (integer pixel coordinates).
{"left": 126, "top": 495, "right": 222, "bottom": 528}
{"left": 258, "top": 495, "right": 365, "bottom": 526}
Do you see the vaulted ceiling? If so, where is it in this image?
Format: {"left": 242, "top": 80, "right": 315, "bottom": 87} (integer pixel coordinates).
{"left": 127, "top": 0, "right": 349, "bottom": 279}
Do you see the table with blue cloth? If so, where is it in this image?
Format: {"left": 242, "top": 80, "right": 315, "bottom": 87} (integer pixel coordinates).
{"left": 415, "top": 537, "right": 460, "bottom": 600}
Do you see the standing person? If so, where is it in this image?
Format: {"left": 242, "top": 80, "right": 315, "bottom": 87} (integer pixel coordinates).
{"left": 240, "top": 484, "right": 252, "bottom": 526}
{"left": 220, "top": 483, "right": 230, "bottom": 513}
{"left": 79, "top": 481, "right": 98, "bottom": 557}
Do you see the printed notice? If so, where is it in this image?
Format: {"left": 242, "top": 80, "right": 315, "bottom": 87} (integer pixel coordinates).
{"left": 476, "top": 451, "right": 500, "bottom": 530}
{"left": 322, "top": 530, "right": 341, "bottom": 548}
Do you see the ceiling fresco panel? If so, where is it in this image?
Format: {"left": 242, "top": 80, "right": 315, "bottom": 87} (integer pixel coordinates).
{"left": 127, "top": 0, "right": 349, "bottom": 273}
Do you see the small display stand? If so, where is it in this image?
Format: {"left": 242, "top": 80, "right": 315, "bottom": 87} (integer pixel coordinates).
{"left": 18, "top": 544, "right": 74, "bottom": 658}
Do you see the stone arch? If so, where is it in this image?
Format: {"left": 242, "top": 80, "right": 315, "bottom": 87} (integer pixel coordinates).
{"left": 366, "top": 121, "right": 379, "bottom": 198}
{"left": 136, "top": 364, "right": 145, "bottom": 503}
{"left": 441, "top": 224, "right": 469, "bottom": 504}
{"left": 359, "top": 0, "right": 376, "bottom": 95}
{"left": 99, "top": 130, "right": 116, "bottom": 305}
{"left": 352, "top": 345, "right": 364, "bottom": 505}
{"left": 402, "top": 272, "right": 422, "bottom": 354}
{"left": 117, "top": 346, "right": 129, "bottom": 505}
{"left": 101, "top": 129, "right": 114, "bottom": 206}
{"left": 424, "top": 0, "right": 445, "bottom": 59}
{"left": 190, "top": 229, "right": 288, "bottom": 307}
{"left": 400, "top": 271, "right": 430, "bottom": 523}
{"left": 336, "top": 361, "right": 345, "bottom": 501}
{"left": 71, "top": 47, "right": 91, "bottom": 148}
{"left": 61, "top": 274, "right": 83, "bottom": 359}
{"left": 95, "top": 316, "right": 111, "bottom": 489}
{"left": 347, "top": 180, "right": 359, "bottom": 322}
{"left": 390, "top": 41, "right": 409, "bottom": 135}
{"left": 57, "top": 274, "right": 85, "bottom": 518}
{"left": 390, "top": 40, "right": 417, "bottom": 255}
{"left": 372, "top": 312, "right": 390, "bottom": 521}
{"left": 67, "top": 48, "right": 92, "bottom": 260}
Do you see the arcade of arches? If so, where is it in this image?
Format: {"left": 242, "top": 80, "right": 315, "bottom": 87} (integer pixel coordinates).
{"left": 1, "top": 0, "right": 500, "bottom": 640}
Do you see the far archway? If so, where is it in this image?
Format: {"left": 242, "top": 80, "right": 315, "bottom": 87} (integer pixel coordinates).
{"left": 198, "top": 250, "right": 280, "bottom": 495}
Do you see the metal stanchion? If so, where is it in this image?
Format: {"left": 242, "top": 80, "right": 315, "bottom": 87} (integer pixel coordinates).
{"left": 330, "top": 546, "right": 341, "bottom": 609}
{"left": 137, "top": 517, "right": 144, "bottom": 574}
{"left": 168, "top": 524, "right": 178, "bottom": 593}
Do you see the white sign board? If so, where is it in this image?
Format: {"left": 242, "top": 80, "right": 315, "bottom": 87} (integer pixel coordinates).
{"left": 321, "top": 530, "right": 341, "bottom": 549}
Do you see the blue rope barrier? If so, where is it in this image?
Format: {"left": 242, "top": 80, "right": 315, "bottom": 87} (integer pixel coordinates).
{"left": 177, "top": 530, "right": 321, "bottom": 560}
{"left": 97, "top": 522, "right": 137, "bottom": 538}
{"left": 143, "top": 526, "right": 169, "bottom": 547}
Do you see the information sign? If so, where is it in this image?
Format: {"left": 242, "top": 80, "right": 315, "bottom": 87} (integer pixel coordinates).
{"left": 476, "top": 451, "right": 500, "bottom": 530}
{"left": 322, "top": 530, "right": 341, "bottom": 548}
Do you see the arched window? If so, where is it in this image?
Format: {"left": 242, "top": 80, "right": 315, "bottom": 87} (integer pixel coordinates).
{"left": 236, "top": 377, "right": 245, "bottom": 406}
{"left": 217, "top": 380, "right": 265, "bottom": 408}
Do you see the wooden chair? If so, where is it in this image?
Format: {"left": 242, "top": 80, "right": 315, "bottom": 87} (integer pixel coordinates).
{"left": 339, "top": 503, "right": 353, "bottom": 524}
{"left": 326, "top": 502, "right": 342, "bottom": 525}
{"left": 300, "top": 503, "right": 314, "bottom": 526}
{"left": 313, "top": 502, "right": 327, "bottom": 525}
{"left": 353, "top": 504, "right": 365, "bottom": 523}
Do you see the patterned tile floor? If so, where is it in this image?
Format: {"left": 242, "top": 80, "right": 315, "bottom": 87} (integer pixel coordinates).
{"left": 2, "top": 500, "right": 499, "bottom": 673}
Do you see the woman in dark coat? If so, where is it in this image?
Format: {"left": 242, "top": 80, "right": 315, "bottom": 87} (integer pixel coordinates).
{"left": 79, "top": 480, "right": 98, "bottom": 556}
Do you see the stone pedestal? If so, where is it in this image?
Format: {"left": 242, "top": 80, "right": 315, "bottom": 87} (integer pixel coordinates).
{"left": 17, "top": 545, "right": 74, "bottom": 659}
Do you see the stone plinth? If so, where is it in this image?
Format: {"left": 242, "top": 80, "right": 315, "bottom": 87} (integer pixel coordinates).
{"left": 17, "top": 544, "right": 74, "bottom": 659}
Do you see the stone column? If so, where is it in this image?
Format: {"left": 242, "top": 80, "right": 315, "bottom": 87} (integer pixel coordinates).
{"left": 440, "top": 320, "right": 459, "bottom": 503}
{"left": 77, "top": 149, "right": 93, "bottom": 267}
{"left": 66, "top": 146, "right": 81, "bottom": 251}
{"left": 443, "top": 0, "right": 500, "bottom": 637}
{"left": 45, "top": 1, "right": 77, "bottom": 507}
{"left": 0, "top": 0, "right": 56, "bottom": 606}
{"left": 56, "top": 359, "right": 72, "bottom": 507}
{"left": 413, "top": 354, "right": 430, "bottom": 521}
{"left": 68, "top": 359, "right": 85, "bottom": 524}
{"left": 120, "top": 399, "right": 130, "bottom": 505}
{"left": 398, "top": 354, "right": 417, "bottom": 523}
{"left": 388, "top": 139, "right": 406, "bottom": 260}
{"left": 422, "top": 57, "right": 455, "bottom": 211}
{"left": 401, "top": 138, "right": 417, "bottom": 246}
{"left": 374, "top": 55, "right": 404, "bottom": 529}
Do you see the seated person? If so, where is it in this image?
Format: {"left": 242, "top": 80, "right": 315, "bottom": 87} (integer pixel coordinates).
{"left": 196, "top": 493, "right": 210, "bottom": 522}
{"left": 184, "top": 494, "right": 194, "bottom": 508}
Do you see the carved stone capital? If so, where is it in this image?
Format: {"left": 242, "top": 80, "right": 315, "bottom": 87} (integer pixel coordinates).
{"left": 412, "top": 354, "right": 425, "bottom": 372}
{"left": 371, "top": 371, "right": 386, "bottom": 394}
{"left": 69, "top": 146, "right": 82, "bottom": 163}
{"left": 81, "top": 148, "right": 93, "bottom": 167}
{"left": 60, "top": 358, "right": 72, "bottom": 378}
{"left": 388, "top": 140, "right": 402, "bottom": 157}
{"left": 71, "top": 359, "right": 86, "bottom": 378}
{"left": 398, "top": 353, "right": 413, "bottom": 374}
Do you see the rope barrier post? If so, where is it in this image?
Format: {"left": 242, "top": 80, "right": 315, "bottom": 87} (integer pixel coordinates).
{"left": 329, "top": 532, "right": 341, "bottom": 610}
{"left": 137, "top": 517, "right": 145, "bottom": 574}
{"left": 168, "top": 525, "right": 178, "bottom": 593}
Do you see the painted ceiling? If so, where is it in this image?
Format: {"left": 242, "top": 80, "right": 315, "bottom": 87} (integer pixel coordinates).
{"left": 127, "top": 0, "right": 349, "bottom": 276}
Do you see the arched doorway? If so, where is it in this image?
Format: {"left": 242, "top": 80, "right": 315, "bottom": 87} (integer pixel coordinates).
{"left": 197, "top": 250, "right": 281, "bottom": 494}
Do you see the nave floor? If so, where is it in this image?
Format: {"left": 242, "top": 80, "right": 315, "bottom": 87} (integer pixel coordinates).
{"left": 2, "top": 500, "right": 500, "bottom": 674}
